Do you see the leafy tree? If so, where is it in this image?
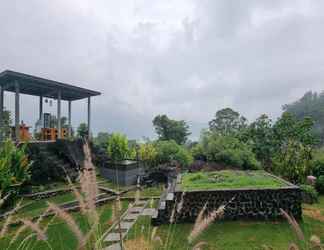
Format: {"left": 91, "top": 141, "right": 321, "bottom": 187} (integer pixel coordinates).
{"left": 272, "top": 112, "right": 316, "bottom": 150}
{"left": 272, "top": 139, "right": 312, "bottom": 184}
{"left": 283, "top": 91, "right": 324, "bottom": 144}
{"left": 138, "top": 143, "right": 158, "bottom": 168}
{"left": 154, "top": 140, "right": 193, "bottom": 168}
{"left": 242, "top": 114, "right": 274, "bottom": 166}
{"left": 209, "top": 108, "right": 247, "bottom": 136}
{"left": 77, "top": 123, "right": 88, "bottom": 138}
{"left": 107, "top": 133, "right": 129, "bottom": 162}
{"left": 153, "top": 114, "right": 191, "bottom": 144}
{"left": 204, "top": 134, "right": 261, "bottom": 170}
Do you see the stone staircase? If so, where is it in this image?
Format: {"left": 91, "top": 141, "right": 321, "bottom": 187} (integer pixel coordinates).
{"left": 104, "top": 200, "right": 156, "bottom": 250}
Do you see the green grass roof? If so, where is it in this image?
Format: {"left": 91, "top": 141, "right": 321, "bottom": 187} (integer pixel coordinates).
{"left": 180, "top": 170, "right": 287, "bottom": 191}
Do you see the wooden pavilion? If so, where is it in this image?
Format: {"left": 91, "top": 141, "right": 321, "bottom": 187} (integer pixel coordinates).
{"left": 0, "top": 70, "right": 101, "bottom": 141}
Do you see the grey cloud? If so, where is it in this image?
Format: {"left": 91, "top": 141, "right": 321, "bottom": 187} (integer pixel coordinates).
{"left": 1, "top": 0, "right": 324, "bottom": 140}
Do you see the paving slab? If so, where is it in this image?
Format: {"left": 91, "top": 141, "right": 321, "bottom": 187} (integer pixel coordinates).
{"left": 120, "top": 221, "right": 134, "bottom": 230}
{"left": 104, "top": 232, "right": 126, "bottom": 242}
{"left": 129, "top": 207, "right": 144, "bottom": 213}
{"left": 124, "top": 213, "right": 139, "bottom": 221}
{"left": 142, "top": 208, "right": 156, "bottom": 216}
{"left": 104, "top": 243, "right": 122, "bottom": 250}
{"left": 135, "top": 200, "right": 147, "bottom": 206}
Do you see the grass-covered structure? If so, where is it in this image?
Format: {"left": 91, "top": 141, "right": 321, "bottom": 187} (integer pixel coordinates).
{"left": 153, "top": 170, "right": 302, "bottom": 224}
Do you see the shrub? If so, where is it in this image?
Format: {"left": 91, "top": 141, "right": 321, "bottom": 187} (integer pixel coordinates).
{"left": 312, "top": 149, "right": 324, "bottom": 177}
{"left": 315, "top": 175, "right": 324, "bottom": 194}
{"left": 191, "top": 144, "right": 206, "bottom": 161}
{"left": 173, "top": 147, "right": 193, "bottom": 168}
{"left": 139, "top": 143, "right": 158, "bottom": 168}
{"left": 0, "top": 139, "right": 31, "bottom": 206}
{"left": 107, "top": 133, "right": 129, "bottom": 161}
{"left": 300, "top": 184, "right": 318, "bottom": 204}
{"left": 272, "top": 139, "right": 312, "bottom": 184}
{"left": 155, "top": 140, "right": 193, "bottom": 168}
{"left": 205, "top": 135, "right": 261, "bottom": 170}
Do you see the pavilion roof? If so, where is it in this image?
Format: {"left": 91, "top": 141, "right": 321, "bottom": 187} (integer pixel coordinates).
{"left": 0, "top": 70, "right": 101, "bottom": 101}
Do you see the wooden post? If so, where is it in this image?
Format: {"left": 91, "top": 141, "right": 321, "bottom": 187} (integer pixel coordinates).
{"left": 15, "top": 81, "right": 20, "bottom": 141}
{"left": 87, "top": 97, "right": 91, "bottom": 138}
{"left": 57, "top": 90, "right": 62, "bottom": 139}
{"left": 39, "top": 95, "right": 43, "bottom": 128}
{"left": 68, "top": 100, "right": 72, "bottom": 137}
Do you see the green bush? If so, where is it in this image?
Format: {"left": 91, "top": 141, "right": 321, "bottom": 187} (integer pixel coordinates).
{"left": 0, "top": 139, "right": 31, "bottom": 206}
{"left": 315, "top": 175, "right": 324, "bottom": 194}
{"left": 107, "top": 133, "right": 129, "bottom": 161}
{"left": 205, "top": 135, "right": 261, "bottom": 170}
{"left": 312, "top": 149, "right": 324, "bottom": 177}
{"left": 300, "top": 184, "right": 318, "bottom": 204}
{"left": 272, "top": 139, "right": 312, "bottom": 184}
{"left": 155, "top": 140, "right": 193, "bottom": 168}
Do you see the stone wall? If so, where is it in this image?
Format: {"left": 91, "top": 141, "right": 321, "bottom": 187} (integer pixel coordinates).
{"left": 100, "top": 165, "right": 143, "bottom": 186}
{"left": 153, "top": 175, "right": 302, "bottom": 225}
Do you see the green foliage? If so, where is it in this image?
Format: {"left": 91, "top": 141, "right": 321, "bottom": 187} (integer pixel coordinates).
{"left": 107, "top": 133, "right": 129, "bottom": 161}
{"left": 0, "top": 139, "right": 31, "bottom": 201}
{"left": 204, "top": 135, "right": 261, "bottom": 170}
{"left": 138, "top": 143, "right": 157, "bottom": 167}
{"left": 241, "top": 114, "right": 274, "bottom": 166}
{"left": 77, "top": 123, "right": 88, "bottom": 138}
{"left": 316, "top": 175, "right": 324, "bottom": 194}
{"left": 173, "top": 146, "right": 193, "bottom": 168}
{"left": 273, "top": 112, "right": 315, "bottom": 149}
{"left": 283, "top": 91, "right": 324, "bottom": 145}
{"left": 94, "top": 132, "right": 111, "bottom": 148}
{"left": 312, "top": 149, "right": 324, "bottom": 177}
{"left": 190, "top": 143, "right": 206, "bottom": 160}
{"left": 272, "top": 140, "right": 312, "bottom": 184}
{"left": 153, "top": 114, "right": 191, "bottom": 144}
{"left": 181, "top": 170, "right": 284, "bottom": 191}
{"left": 154, "top": 140, "right": 193, "bottom": 168}
{"left": 209, "top": 108, "right": 247, "bottom": 136}
{"left": 300, "top": 184, "right": 318, "bottom": 204}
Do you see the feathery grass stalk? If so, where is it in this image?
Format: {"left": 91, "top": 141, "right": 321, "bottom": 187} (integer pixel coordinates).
{"left": 188, "top": 204, "right": 225, "bottom": 244}
{"left": 279, "top": 208, "right": 305, "bottom": 242}
{"left": 0, "top": 199, "right": 22, "bottom": 238}
{"left": 20, "top": 219, "right": 47, "bottom": 241}
{"left": 192, "top": 241, "right": 208, "bottom": 250}
{"left": 47, "top": 202, "right": 85, "bottom": 248}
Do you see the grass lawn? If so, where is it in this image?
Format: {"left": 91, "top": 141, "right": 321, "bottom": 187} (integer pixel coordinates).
{"left": 0, "top": 200, "right": 129, "bottom": 250}
{"left": 181, "top": 170, "right": 286, "bottom": 191}
{"left": 127, "top": 196, "right": 324, "bottom": 250}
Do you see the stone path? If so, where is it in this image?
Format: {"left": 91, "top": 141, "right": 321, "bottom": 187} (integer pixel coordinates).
{"left": 104, "top": 200, "right": 157, "bottom": 250}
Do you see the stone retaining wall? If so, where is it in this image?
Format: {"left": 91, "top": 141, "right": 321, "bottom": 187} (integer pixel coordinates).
{"left": 153, "top": 174, "right": 302, "bottom": 224}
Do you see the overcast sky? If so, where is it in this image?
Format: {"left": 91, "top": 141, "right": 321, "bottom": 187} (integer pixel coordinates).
{"left": 1, "top": 0, "right": 324, "bottom": 140}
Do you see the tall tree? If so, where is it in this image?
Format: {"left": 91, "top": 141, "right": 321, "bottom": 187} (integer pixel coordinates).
{"left": 283, "top": 91, "right": 324, "bottom": 144}
{"left": 242, "top": 114, "right": 274, "bottom": 166}
{"left": 152, "top": 114, "right": 191, "bottom": 144}
{"left": 209, "top": 108, "right": 247, "bottom": 135}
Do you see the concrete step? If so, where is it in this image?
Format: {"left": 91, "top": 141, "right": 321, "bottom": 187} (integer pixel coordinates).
{"left": 104, "top": 232, "right": 126, "bottom": 242}
{"left": 104, "top": 243, "right": 121, "bottom": 250}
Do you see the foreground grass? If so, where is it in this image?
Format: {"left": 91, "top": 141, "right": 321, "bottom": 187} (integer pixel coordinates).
{"left": 127, "top": 196, "right": 324, "bottom": 250}
{"left": 181, "top": 170, "right": 285, "bottom": 191}
{"left": 0, "top": 200, "right": 129, "bottom": 250}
